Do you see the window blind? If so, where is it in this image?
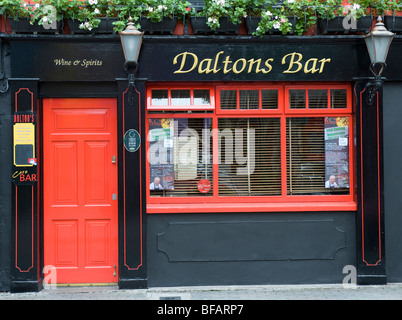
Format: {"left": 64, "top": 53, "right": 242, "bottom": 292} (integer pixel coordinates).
{"left": 286, "top": 117, "right": 325, "bottom": 195}
{"left": 286, "top": 117, "right": 349, "bottom": 195}
{"left": 218, "top": 118, "right": 281, "bottom": 196}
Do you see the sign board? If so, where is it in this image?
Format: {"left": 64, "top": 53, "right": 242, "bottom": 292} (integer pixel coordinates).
{"left": 13, "top": 122, "right": 35, "bottom": 167}
{"left": 12, "top": 112, "right": 37, "bottom": 185}
{"left": 197, "top": 179, "right": 211, "bottom": 193}
{"left": 324, "top": 117, "right": 350, "bottom": 189}
{"left": 148, "top": 118, "right": 175, "bottom": 191}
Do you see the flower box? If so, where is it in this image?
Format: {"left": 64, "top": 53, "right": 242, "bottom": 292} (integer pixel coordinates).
{"left": 67, "top": 17, "right": 118, "bottom": 35}
{"left": 244, "top": 16, "right": 260, "bottom": 34}
{"left": 139, "top": 16, "right": 178, "bottom": 35}
{"left": 8, "top": 17, "right": 61, "bottom": 34}
{"left": 190, "top": 16, "right": 240, "bottom": 35}
{"left": 318, "top": 15, "right": 373, "bottom": 34}
{"left": 384, "top": 15, "right": 402, "bottom": 33}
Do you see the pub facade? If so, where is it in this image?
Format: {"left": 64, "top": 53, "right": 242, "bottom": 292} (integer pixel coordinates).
{"left": 1, "top": 1, "right": 402, "bottom": 292}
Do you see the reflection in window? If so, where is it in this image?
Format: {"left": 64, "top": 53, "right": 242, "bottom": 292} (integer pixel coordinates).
{"left": 149, "top": 118, "right": 212, "bottom": 197}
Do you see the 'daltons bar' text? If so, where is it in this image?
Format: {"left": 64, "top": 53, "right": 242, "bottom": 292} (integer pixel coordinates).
{"left": 173, "top": 51, "right": 331, "bottom": 75}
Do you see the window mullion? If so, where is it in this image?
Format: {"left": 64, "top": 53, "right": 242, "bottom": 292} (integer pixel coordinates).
{"left": 281, "top": 116, "right": 288, "bottom": 197}
{"left": 212, "top": 116, "right": 219, "bottom": 199}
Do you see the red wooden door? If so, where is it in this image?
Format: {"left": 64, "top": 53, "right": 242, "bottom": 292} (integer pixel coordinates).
{"left": 43, "top": 98, "right": 118, "bottom": 284}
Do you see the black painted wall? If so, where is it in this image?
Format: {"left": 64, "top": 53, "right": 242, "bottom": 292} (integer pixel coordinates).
{"left": 147, "top": 212, "right": 356, "bottom": 287}
{"left": 0, "top": 39, "right": 11, "bottom": 292}
{"left": 383, "top": 83, "right": 402, "bottom": 283}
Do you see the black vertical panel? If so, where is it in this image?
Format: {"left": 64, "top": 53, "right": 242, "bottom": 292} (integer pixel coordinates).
{"left": 355, "top": 80, "right": 386, "bottom": 285}
{"left": 117, "top": 79, "right": 147, "bottom": 289}
{"left": 10, "top": 79, "right": 40, "bottom": 292}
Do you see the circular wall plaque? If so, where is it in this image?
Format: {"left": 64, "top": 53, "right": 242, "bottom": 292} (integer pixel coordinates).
{"left": 124, "top": 129, "right": 141, "bottom": 152}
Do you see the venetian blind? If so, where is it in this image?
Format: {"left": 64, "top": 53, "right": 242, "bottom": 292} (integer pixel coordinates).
{"left": 218, "top": 118, "right": 281, "bottom": 196}
{"left": 286, "top": 117, "right": 326, "bottom": 195}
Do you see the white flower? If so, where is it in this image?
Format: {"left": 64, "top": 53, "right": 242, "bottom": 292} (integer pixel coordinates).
{"left": 287, "top": 0, "right": 294, "bottom": 3}
{"left": 157, "top": 5, "right": 167, "bottom": 11}
{"left": 35, "top": 3, "right": 40, "bottom": 8}
{"left": 214, "top": 0, "right": 225, "bottom": 5}
{"left": 208, "top": 17, "right": 218, "bottom": 24}
{"left": 88, "top": 0, "right": 98, "bottom": 5}
{"left": 273, "top": 22, "right": 280, "bottom": 29}
{"left": 264, "top": 11, "right": 272, "bottom": 16}
{"left": 353, "top": 4, "right": 361, "bottom": 10}
{"left": 94, "top": 8, "right": 100, "bottom": 14}
{"left": 43, "top": 16, "right": 48, "bottom": 22}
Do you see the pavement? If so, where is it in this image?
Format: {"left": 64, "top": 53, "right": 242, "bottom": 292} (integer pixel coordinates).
{"left": 2, "top": 283, "right": 402, "bottom": 300}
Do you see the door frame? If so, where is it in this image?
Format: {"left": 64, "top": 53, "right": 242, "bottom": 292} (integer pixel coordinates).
{"left": 41, "top": 97, "right": 119, "bottom": 285}
{"left": 36, "top": 80, "right": 148, "bottom": 289}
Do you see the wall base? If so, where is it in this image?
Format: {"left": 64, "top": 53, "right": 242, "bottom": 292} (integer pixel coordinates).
{"left": 119, "top": 278, "right": 148, "bottom": 290}
{"left": 10, "top": 280, "right": 42, "bottom": 293}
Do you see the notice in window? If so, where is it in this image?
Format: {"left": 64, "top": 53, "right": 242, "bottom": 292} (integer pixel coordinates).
{"left": 324, "top": 117, "right": 349, "bottom": 189}
{"left": 148, "top": 118, "right": 175, "bottom": 191}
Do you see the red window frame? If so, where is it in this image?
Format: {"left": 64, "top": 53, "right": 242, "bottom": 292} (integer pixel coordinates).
{"left": 216, "top": 85, "right": 284, "bottom": 115}
{"left": 146, "top": 83, "right": 356, "bottom": 214}
{"left": 147, "top": 85, "right": 215, "bottom": 111}
{"left": 285, "top": 84, "right": 352, "bottom": 114}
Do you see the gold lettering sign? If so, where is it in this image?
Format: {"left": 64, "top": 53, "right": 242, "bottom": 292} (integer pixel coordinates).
{"left": 173, "top": 51, "right": 331, "bottom": 75}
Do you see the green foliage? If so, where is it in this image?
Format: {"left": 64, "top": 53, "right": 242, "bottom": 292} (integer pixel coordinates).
{"left": 0, "top": 0, "right": 397, "bottom": 34}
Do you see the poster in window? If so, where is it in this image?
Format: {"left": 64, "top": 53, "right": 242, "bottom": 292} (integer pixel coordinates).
{"left": 324, "top": 117, "right": 349, "bottom": 189}
{"left": 149, "top": 118, "right": 174, "bottom": 191}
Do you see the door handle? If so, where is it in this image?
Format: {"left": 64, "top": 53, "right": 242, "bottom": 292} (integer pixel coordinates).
{"left": 112, "top": 156, "right": 116, "bottom": 164}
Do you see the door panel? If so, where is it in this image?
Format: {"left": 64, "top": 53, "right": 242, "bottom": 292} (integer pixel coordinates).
{"left": 43, "top": 98, "right": 118, "bottom": 284}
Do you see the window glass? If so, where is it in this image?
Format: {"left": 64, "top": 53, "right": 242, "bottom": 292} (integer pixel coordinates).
{"left": 286, "top": 117, "right": 349, "bottom": 195}
{"left": 171, "top": 90, "right": 191, "bottom": 105}
{"left": 308, "top": 89, "right": 327, "bottom": 109}
{"left": 148, "top": 118, "right": 212, "bottom": 197}
{"left": 330, "top": 89, "right": 347, "bottom": 109}
{"left": 220, "top": 90, "right": 237, "bottom": 110}
{"left": 261, "top": 90, "right": 278, "bottom": 109}
{"left": 239, "top": 90, "right": 259, "bottom": 109}
{"left": 218, "top": 118, "right": 281, "bottom": 196}
{"left": 194, "top": 89, "right": 210, "bottom": 105}
{"left": 289, "top": 90, "right": 306, "bottom": 109}
{"left": 151, "top": 90, "right": 168, "bottom": 106}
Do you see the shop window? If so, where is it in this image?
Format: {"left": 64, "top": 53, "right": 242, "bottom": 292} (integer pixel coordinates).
{"left": 146, "top": 84, "right": 355, "bottom": 213}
